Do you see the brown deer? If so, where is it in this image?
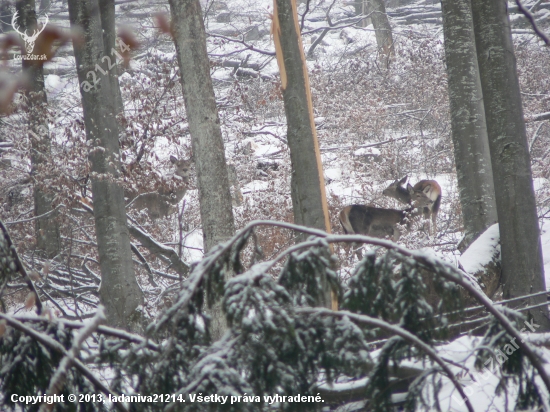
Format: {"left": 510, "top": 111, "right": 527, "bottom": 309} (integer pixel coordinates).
{"left": 339, "top": 192, "right": 433, "bottom": 242}
{"left": 382, "top": 176, "right": 441, "bottom": 235}
{"left": 126, "top": 155, "right": 191, "bottom": 219}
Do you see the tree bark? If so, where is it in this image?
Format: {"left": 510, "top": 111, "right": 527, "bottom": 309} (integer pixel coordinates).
{"left": 471, "top": 0, "right": 549, "bottom": 329}
{"left": 68, "top": 0, "right": 143, "bottom": 330}
{"left": 168, "top": 0, "right": 235, "bottom": 254}
{"left": 440, "top": 0, "right": 497, "bottom": 251}
{"left": 16, "top": 0, "right": 61, "bottom": 259}
{"left": 370, "top": 0, "right": 394, "bottom": 65}
{"left": 169, "top": 0, "right": 236, "bottom": 340}
{"left": 98, "top": 0, "right": 123, "bottom": 115}
{"left": 273, "top": 0, "right": 334, "bottom": 309}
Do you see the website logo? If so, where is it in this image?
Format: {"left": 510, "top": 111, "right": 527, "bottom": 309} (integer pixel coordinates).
{"left": 11, "top": 11, "right": 48, "bottom": 55}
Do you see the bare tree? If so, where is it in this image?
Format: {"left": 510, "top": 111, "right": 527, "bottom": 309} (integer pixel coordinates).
{"left": 471, "top": 0, "right": 549, "bottom": 329}
{"left": 169, "top": 0, "right": 236, "bottom": 339}
{"left": 440, "top": 0, "right": 497, "bottom": 251}
{"left": 273, "top": 0, "right": 334, "bottom": 309}
{"left": 15, "top": 0, "right": 60, "bottom": 259}
{"left": 68, "top": 0, "right": 142, "bottom": 330}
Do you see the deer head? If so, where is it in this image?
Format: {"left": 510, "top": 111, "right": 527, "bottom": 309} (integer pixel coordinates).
{"left": 12, "top": 11, "right": 48, "bottom": 54}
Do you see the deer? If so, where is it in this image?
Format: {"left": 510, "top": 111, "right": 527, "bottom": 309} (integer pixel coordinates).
{"left": 126, "top": 155, "right": 191, "bottom": 220}
{"left": 339, "top": 192, "right": 434, "bottom": 258}
{"left": 382, "top": 176, "right": 442, "bottom": 235}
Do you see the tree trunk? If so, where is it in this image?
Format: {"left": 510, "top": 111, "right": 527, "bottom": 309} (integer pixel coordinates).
{"left": 98, "top": 0, "right": 123, "bottom": 115}
{"left": 168, "top": 0, "right": 235, "bottom": 254}
{"left": 355, "top": 0, "right": 370, "bottom": 27}
{"left": 38, "top": 0, "right": 50, "bottom": 12}
{"left": 440, "top": 0, "right": 497, "bottom": 251}
{"left": 16, "top": 0, "right": 61, "bottom": 259}
{"left": 168, "top": 0, "right": 236, "bottom": 340}
{"left": 68, "top": 0, "right": 143, "bottom": 330}
{"left": 471, "top": 0, "right": 549, "bottom": 330}
{"left": 370, "top": 0, "right": 394, "bottom": 65}
{"left": 273, "top": 0, "right": 334, "bottom": 309}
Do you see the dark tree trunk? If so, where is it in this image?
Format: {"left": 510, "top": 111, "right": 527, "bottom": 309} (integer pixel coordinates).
{"left": 16, "top": 0, "right": 61, "bottom": 259}
{"left": 471, "top": 0, "right": 549, "bottom": 329}
{"left": 98, "top": 0, "right": 123, "bottom": 114}
{"left": 273, "top": 0, "right": 334, "bottom": 309}
{"left": 440, "top": 0, "right": 497, "bottom": 251}
{"left": 68, "top": 0, "right": 143, "bottom": 330}
{"left": 169, "top": 0, "right": 236, "bottom": 340}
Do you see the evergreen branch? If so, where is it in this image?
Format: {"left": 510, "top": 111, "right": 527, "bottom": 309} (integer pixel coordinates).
{"left": 38, "top": 307, "right": 106, "bottom": 412}
{"left": 0, "top": 312, "right": 128, "bottom": 412}
{"left": 299, "top": 307, "right": 475, "bottom": 412}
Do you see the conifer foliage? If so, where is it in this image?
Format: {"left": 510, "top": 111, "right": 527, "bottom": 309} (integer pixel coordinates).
{"left": 1, "top": 220, "right": 549, "bottom": 411}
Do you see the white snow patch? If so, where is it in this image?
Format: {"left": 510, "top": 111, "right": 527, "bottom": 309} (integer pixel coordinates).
{"left": 325, "top": 167, "right": 342, "bottom": 181}
{"left": 459, "top": 224, "right": 500, "bottom": 275}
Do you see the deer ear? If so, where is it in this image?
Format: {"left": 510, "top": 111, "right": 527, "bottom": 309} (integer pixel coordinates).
{"left": 170, "top": 155, "right": 177, "bottom": 163}
{"left": 423, "top": 184, "right": 432, "bottom": 194}
{"left": 399, "top": 176, "right": 408, "bottom": 185}
{"left": 407, "top": 183, "right": 414, "bottom": 194}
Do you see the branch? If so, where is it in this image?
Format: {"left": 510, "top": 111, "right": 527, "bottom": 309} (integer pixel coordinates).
{"left": 207, "top": 32, "right": 275, "bottom": 56}
{"left": 299, "top": 308, "right": 475, "bottom": 412}
{"left": 127, "top": 222, "right": 190, "bottom": 278}
{"left": 0, "top": 312, "right": 128, "bottom": 412}
{"left": 38, "top": 307, "right": 106, "bottom": 412}
{"left": 4, "top": 204, "right": 65, "bottom": 226}
{"left": 78, "top": 200, "right": 189, "bottom": 278}
{"left": 514, "top": 0, "right": 550, "bottom": 45}
{"left": 195, "top": 220, "right": 550, "bottom": 397}
{"left": 0, "top": 220, "right": 43, "bottom": 314}
{"left": 14, "top": 314, "right": 159, "bottom": 350}
{"left": 525, "top": 111, "right": 550, "bottom": 122}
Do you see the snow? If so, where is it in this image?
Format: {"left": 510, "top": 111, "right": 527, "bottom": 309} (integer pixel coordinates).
{"left": 459, "top": 224, "right": 500, "bottom": 275}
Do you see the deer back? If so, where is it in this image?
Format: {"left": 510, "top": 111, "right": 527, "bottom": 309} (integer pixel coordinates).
{"left": 383, "top": 177, "right": 441, "bottom": 215}
{"left": 412, "top": 180, "right": 441, "bottom": 218}
{"left": 339, "top": 205, "right": 420, "bottom": 241}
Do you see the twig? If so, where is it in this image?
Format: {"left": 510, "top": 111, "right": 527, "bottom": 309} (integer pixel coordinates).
{"left": 514, "top": 0, "right": 550, "bottom": 45}
{"left": 207, "top": 32, "right": 275, "bottom": 56}
{"left": 5, "top": 204, "right": 65, "bottom": 226}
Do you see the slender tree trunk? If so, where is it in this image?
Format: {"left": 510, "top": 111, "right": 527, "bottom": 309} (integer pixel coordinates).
{"left": 16, "top": 0, "right": 61, "bottom": 259}
{"left": 168, "top": 0, "right": 235, "bottom": 254}
{"left": 370, "top": 0, "right": 394, "bottom": 64}
{"left": 471, "top": 0, "right": 549, "bottom": 329}
{"left": 355, "top": 0, "right": 370, "bottom": 27}
{"left": 68, "top": 0, "right": 143, "bottom": 330}
{"left": 98, "top": 0, "right": 123, "bottom": 114}
{"left": 169, "top": 0, "right": 236, "bottom": 340}
{"left": 273, "top": 0, "right": 334, "bottom": 309}
{"left": 440, "top": 0, "right": 497, "bottom": 251}
{"left": 38, "top": 0, "right": 50, "bottom": 12}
